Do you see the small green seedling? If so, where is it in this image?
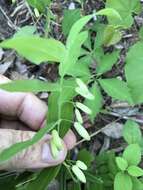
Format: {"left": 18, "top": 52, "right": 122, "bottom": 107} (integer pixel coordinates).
{"left": 115, "top": 144, "right": 143, "bottom": 190}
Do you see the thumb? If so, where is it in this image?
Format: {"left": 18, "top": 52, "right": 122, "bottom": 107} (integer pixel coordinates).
{"left": 0, "top": 129, "right": 67, "bottom": 170}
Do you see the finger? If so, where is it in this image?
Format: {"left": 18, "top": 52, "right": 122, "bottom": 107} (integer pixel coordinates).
{"left": 0, "top": 75, "right": 47, "bottom": 130}
{"left": 64, "top": 130, "right": 76, "bottom": 150}
{"left": 0, "top": 119, "right": 30, "bottom": 130}
{"left": 0, "top": 129, "right": 67, "bottom": 170}
{"left": 0, "top": 119, "right": 76, "bottom": 150}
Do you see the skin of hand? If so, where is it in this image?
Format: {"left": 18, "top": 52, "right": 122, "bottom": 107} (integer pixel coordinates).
{"left": 0, "top": 75, "right": 76, "bottom": 171}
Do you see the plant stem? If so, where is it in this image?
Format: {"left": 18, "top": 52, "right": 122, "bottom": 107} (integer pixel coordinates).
{"left": 63, "top": 162, "right": 78, "bottom": 182}
{"left": 44, "top": 8, "right": 51, "bottom": 38}
{"left": 57, "top": 76, "right": 64, "bottom": 132}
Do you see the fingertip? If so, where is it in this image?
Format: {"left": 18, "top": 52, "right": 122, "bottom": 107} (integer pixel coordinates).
{"left": 18, "top": 93, "right": 48, "bottom": 130}
{"left": 0, "top": 129, "right": 67, "bottom": 170}
{"left": 64, "top": 130, "right": 76, "bottom": 150}
{"left": 41, "top": 140, "right": 67, "bottom": 166}
{"left": 24, "top": 139, "right": 67, "bottom": 169}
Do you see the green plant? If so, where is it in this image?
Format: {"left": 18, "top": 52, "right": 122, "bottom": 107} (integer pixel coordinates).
{"left": 0, "top": 9, "right": 121, "bottom": 162}
{"left": 91, "top": 120, "right": 143, "bottom": 190}
{"left": 26, "top": 0, "right": 51, "bottom": 13}
{"left": 114, "top": 120, "right": 143, "bottom": 190}
{"left": 115, "top": 144, "right": 143, "bottom": 190}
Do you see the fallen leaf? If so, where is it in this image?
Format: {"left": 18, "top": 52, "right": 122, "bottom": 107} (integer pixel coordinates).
{"left": 102, "top": 122, "right": 123, "bottom": 139}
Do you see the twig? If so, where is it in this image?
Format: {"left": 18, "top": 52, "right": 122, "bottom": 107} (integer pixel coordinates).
{"left": 0, "top": 6, "right": 18, "bottom": 30}
{"left": 75, "top": 128, "right": 102, "bottom": 146}
{"left": 25, "top": 1, "right": 35, "bottom": 24}
{"left": 107, "top": 111, "right": 143, "bottom": 124}
{"left": 75, "top": 116, "right": 122, "bottom": 146}
{"left": 10, "top": 3, "right": 25, "bottom": 17}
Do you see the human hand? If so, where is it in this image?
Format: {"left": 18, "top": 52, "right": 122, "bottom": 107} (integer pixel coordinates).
{"left": 0, "top": 75, "right": 76, "bottom": 171}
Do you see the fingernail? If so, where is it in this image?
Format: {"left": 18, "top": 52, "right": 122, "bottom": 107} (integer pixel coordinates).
{"left": 42, "top": 142, "right": 67, "bottom": 164}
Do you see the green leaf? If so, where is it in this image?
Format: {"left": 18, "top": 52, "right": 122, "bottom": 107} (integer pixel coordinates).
{"left": 75, "top": 78, "right": 94, "bottom": 100}
{"left": 62, "top": 9, "right": 81, "bottom": 36}
{"left": 52, "top": 130, "right": 63, "bottom": 150}
{"left": 76, "top": 87, "right": 94, "bottom": 100}
{"left": 0, "top": 36, "right": 65, "bottom": 64}
{"left": 139, "top": 26, "right": 143, "bottom": 40}
{"left": 132, "top": 178, "right": 143, "bottom": 190}
{"left": 26, "top": 166, "right": 61, "bottom": 190}
{"left": 84, "top": 172, "right": 103, "bottom": 185}
{"left": 125, "top": 42, "right": 143, "bottom": 104}
{"left": 88, "top": 183, "right": 103, "bottom": 190}
{"left": 60, "top": 84, "right": 75, "bottom": 137}
{"left": 139, "top": 138, "right": 143, "bottom": 155}
{"left": 103, "top": 25, "right": 122, "bottom": 46}
{"left": 47, "top": 91, "right": 74, "bottom": 138}
{"left": 47, "top": 80, "right": 76, "bottom": 137}
{"left": 59, "top": 14, "right": 93, "bottom": 76}
{"left": 127, "top": 166, "right": 143, "bottom": 177}
{"left": 72, "top": 165, "right": 86, "bottom": 183}
{"left": 69, "top": 59, "right": 91, "bottom": 80}
{"left": 75, "top": 109, "right": 83, "bottom": 124}
{"left": 60, "top": 31, "right": 88, "bottom": 76}
{"left": 107, "top": 151, "right": 119, "bottom": 175}
{"left": 123, "top": 120, "right": 142, "bottom": 145}
{"left": 69, "top": 55, "right": 91, "bottom": 80}
{"left": 60, "top": 102, "right": 74, "bottom": 137}
{"left": 69, "top": 182, "right": 81, "bottom": 190}
{"left": 76, "top": 102, "right": 92, "bottom": 115}
{"left": 76, "top": 78, "right": 89, "bottom": 93}
{"left": 0, "top": 122, "right": 56, "bottom": 163}
{"left": 50, "top": 140, "right": 59, "bottom": 159}
{"left": 0, "top": 174, "right": 17, "bottom": 189}
{"left": 115, "top": 157, "right": 128, "bottom": 171}
{"left": 47, "top": 80, "right": 75, "bottom": 138}
{"left": 0, "top": 79, "right": 60, "bottom": 92}
{"left": 92, "top": 47, "right": 104, "bottom": 66}
{"left": 66, "top": 14, "right": 93, "bottom": 48}
{"left": 96, "top": 8, "right": 122, "bottom": 21}
{"left": 106, "top": 0, "right": 141, "bottom": 28}
{"left": 93, "top": 23, "right": 106, "bottom": 50}
{"left": 123, "top": 144, "right": 141, "bottom": 166}
{"left": 60, "top": 79, "right": 76, "bottom": 104}
{"left": 74, "top": 122, "right": 90, "bottom": 141}
{"left": 77, "top": 149, "right": 94, "bottom": 167}
{"left": 84, "top": 34, "right": 92, "bottom": 51}
{"left": 27, "top": 0, "right": 51, "bottom": 12}
{"left": 76, "top": 160, "right": 87, "bottom": 170}
{"left": 84, "top": 82, "right": 103, "bottom": 122}
{"left": 114, "top": 172, "right": 132, "bottom": 190}
{"left": 47, "top": 92, "right": 59, "bottom": 124}
{"left": 14, "top": 26, "right": 36, "bottom": 38}
{"left": 98, "top": 78, "right": 133, "bottom": 104}
{"left": 96, "top": 50, "right": 120, "bottom": 75}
